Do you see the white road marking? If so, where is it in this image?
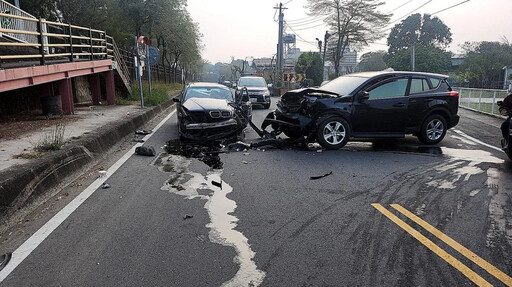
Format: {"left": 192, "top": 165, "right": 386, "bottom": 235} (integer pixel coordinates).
{"left": 0, "top": 110, "right": 176, "bottom": 283}
{"left": 452, "top": 129, "right": 503, "bottom": 152}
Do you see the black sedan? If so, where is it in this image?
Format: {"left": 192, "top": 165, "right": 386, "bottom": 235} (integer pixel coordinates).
{"left": 173, "top": 82, "right": 251, "bottom": 142}
{"left": 262, "top": 71, "right": 459, "bottom": 150}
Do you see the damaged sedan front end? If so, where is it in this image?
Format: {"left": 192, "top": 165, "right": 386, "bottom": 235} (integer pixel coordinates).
{"left": 174, "top": 82, "right": 252, "bottom": 143}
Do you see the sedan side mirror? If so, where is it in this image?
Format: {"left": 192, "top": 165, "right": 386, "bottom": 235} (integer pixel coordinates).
{"left": 358, "top": 91, "right": 370, "bottom": 102}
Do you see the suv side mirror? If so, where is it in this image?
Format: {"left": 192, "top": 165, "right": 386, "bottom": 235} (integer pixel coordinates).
{"left": 173, "top": 97, "right": 180, "bottom": 103}
{"left": 358, "top": 91, "right": 370, "bottom": 102}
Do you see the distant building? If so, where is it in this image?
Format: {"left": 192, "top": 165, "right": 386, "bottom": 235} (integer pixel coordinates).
{"left": 324, "top": 44, "right": 358, "bottom": 79}
{"left": 451, "top": 54, "right": 465, "bottom": 67}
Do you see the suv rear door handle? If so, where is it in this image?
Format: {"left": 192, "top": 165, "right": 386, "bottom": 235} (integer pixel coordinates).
{"left": 392, "top": 103, "right": 405, "bottom": 108}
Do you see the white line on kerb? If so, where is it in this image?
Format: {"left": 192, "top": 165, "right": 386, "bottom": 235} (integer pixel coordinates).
{"left": 452, "top": 129, "right": 503, "bottom": 152}
{"left": 0, "top": 110, "right": 176, "bottom": 283}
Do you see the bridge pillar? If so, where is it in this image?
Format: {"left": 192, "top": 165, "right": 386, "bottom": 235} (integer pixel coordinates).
{"left": 59, "top": 78, "right": 74, "bottom": 115}
{"left": 105, "top": 70, "right": 115, "bottom": 105}
{"left": 89, "top": 74, "right": 101, "bottom": 105}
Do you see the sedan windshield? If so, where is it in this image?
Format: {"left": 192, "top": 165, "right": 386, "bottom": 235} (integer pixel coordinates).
{"left": 238, "top": 77, "right": 267, "bottom": 87}
{"left": 320, "top": 75, "right": 370, "bottom": 96}
{"left": 184, "top": 87, "right": 234, "bottom": 101}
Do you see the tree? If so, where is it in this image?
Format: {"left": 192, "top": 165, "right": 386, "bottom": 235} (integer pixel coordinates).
{"left": 387, "top": 13, "right": 452, "bottom": 54}
{"left": 306, "top": 0, "right": 391, "bottom": 77}
{"left": 457, "top": 41, "right": 512, "bottom": 88}
{"left": 295, "top": 52, "right": 323, "bottom": 86}
{"left": 386, "top": 13, "right": 452, "bottom": 73}
{"left": 358, "top": 51, "right": 387, "bottom": 72}
{"left": 385, "top": 45, "right": 451, "bottom": 73}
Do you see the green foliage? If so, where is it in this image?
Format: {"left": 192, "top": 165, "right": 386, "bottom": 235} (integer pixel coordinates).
{"left": 384, "top": 45, "right": 451, "bottom": 73}
{"left": 295, "top": 52, "right": 323, "bottom": 86}
{"left": 17, "top": 0, "right": 203, "bottom": 75}
{"left": 306, "top": 0, "right": 391, "bottom": 77}
{"left": 358, "top": 51, "right": 388, "bottom": 72}
{"left": 387, "top": 14, "right": 452, "bottom": 54}
{"left": 33, "top": 123, "right": 66, "bottom": 152}
{"left": 457, "top": 41, "right": 512, "bottom": 88}
{"left": 130, "top": 82, "right": 183, "bottom": 106}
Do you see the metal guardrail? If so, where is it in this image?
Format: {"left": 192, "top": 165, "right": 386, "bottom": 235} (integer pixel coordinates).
{"left": 457, "top": 87, "right": 508, "bottom": 118}
{"left": 0, "top": 0, "right": 38, "bottom": 43}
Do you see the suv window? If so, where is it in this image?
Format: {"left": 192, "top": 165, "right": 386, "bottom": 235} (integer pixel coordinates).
{"left": 368, "top": 78, "right": 408, "bottom": 100}
{"left": 410, "top": 78, "right": 430, "bottom": 94}
{"left": 429, "top": 78, "right": 441, "bottom": 89}
{"left": 238, "top": 77, "right": 267, "bottom": 87}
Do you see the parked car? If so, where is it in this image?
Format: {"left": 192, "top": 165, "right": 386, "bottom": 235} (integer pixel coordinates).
{"left": 262, "top": 71, "right": 459, "bottom": 149}
{"left": 237, "top": 76, "right": 271, "bottom": 109}
{"left": 173, "top": 82, "right": 252, "bottom": 142}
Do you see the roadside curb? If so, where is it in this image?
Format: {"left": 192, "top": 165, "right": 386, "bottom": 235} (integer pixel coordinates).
{"left": 0, "top": 100, "right": 175, "bottom": 216}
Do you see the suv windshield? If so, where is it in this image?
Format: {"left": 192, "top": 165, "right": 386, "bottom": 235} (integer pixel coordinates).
{"left": 320, "top": 75, "right": 370, "bottom": 96}
{"left": 239, "top": 77, "right": 267, "bottom": 88}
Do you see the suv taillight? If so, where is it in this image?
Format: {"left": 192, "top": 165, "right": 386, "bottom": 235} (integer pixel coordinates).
{"left": 450, "top": 91, "right": 459, "bottom": 97}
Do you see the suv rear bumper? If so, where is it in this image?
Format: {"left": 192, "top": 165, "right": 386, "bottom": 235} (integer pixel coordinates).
{"left": 449, "top": 115, "right": 459, "bottom": 129}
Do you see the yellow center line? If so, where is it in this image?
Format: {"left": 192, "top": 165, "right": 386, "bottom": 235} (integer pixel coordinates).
{"left": 371, "top": 203, "right": 492, "bottom": 287}
{"left": 391, "top": 204, "right": 512, "bottom": 286}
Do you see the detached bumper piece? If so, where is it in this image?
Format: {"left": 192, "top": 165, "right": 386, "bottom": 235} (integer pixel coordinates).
{"left": 185, "top": 119, "right": 237, "bottom": 130}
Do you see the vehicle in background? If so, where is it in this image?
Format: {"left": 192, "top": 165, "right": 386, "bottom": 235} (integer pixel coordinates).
{"left": 237, "top": 76, "right": 271, "bottom": 109}
{"left": 262, "top": 71, "right": 459, "bottom": 149}
{"left": 173, "top": 82, "right": 252, "bottom": 142}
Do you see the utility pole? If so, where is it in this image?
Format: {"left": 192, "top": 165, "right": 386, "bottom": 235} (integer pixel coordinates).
{"left": 322, "top": 31, "right": 330, "bottom": 81}
{"left": 275, "top": 3, "right": 286, "bottom": 82}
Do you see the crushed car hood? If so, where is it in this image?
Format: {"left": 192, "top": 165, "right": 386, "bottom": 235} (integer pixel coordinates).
{"left": 182, "top": 97, "right": 233, "bottom": 112}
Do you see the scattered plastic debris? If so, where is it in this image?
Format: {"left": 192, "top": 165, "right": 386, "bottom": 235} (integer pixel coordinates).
{"left": 135, "top": 129, "right": 153, "bottom": 135}
{"left": 135, "top": 146, "right": 156, "bottom": 156}
{"left": 228, "top": 141, "right": 251, "bottom": 152}
{"left": 0, "top": 253, "right": 12, "bottom": 271}
{"left": 101, "top": 183, "right": 111, "bottom": 189}
{"left": 310, "top": 171, "right": 333, "bottom": 180}
{"left": 241, "top": 160, "right": 249, "bottom": 164}
{"left": 212, "top": 180, "right": 222, "bottom": 189}
{"left": 183, "top": 214, "right": 194, "bottom": 220}
{"left": 98, "top": 170, "right": 107, "bottom": 178}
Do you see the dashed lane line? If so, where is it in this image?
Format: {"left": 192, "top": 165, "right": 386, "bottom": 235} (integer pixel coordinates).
{"left": 452, "top": 129, "right": 503, "bottom": 153}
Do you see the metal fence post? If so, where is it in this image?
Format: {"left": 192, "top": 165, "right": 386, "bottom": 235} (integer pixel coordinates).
{"left": 68, "top": 23, "right": 74, "bottom": 62}
{"left": 491, "top": 91, "right": 496, "bottom": 115}
{"left": 37, "top": 18, "right": 46, "bottom": 65}
{"left": 89, "top": 27, "right": 93, "bottom": 60}
{"left": 468, "top": 89, "right": 472, "bottom": 108}
{"left": 478, "top": 90, "right": 482, "bottom": 112}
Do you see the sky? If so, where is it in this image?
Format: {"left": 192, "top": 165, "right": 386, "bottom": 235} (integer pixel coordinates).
{"left": 187, "top": 0, "right": 512, "bottom": 64}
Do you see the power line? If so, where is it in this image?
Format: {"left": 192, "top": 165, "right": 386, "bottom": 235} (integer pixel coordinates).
{"left": 285, "top": 23, "right": 317, "bottom": 47}
{"left": 388, "top": 0, "right": 432, "bottom": 25}
{"left": 387, "top": 0, "right": 413, "bottom": 14}
{"left": 286, "top": 15, "right": 329, "bottom": 26}
{"left": 287, "top": 21, "right": 326, "bottom": 31}
{"left": 430, "top": 0, "right": 470, "bottom": 15}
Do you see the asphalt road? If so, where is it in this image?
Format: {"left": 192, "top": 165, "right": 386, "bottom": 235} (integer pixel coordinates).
{"left": 1, "top": 101, "right": 512, "bottom": 286}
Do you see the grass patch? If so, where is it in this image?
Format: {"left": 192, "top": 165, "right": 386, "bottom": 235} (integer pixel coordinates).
{"left": 33, "top": 123, "right": 66, "bottom": 152}
{"left": 129, "top": 81, "right": 184, "bottom": 106}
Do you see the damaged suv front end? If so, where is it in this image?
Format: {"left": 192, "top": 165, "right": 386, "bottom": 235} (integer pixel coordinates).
{"left": 262, "top": 88, "right": 349, "bottom": 142}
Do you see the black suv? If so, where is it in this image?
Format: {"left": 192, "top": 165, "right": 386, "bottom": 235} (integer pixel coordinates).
{"left": 262, "top": 71, "right": 459, "bottom": 149}
{"left": 237, "top": 76, "right": 271, "bottom": 108}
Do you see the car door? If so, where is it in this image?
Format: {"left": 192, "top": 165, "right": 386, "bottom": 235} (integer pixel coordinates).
{"left": 351, "top": 77, "right": 409, "bottom": 134}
